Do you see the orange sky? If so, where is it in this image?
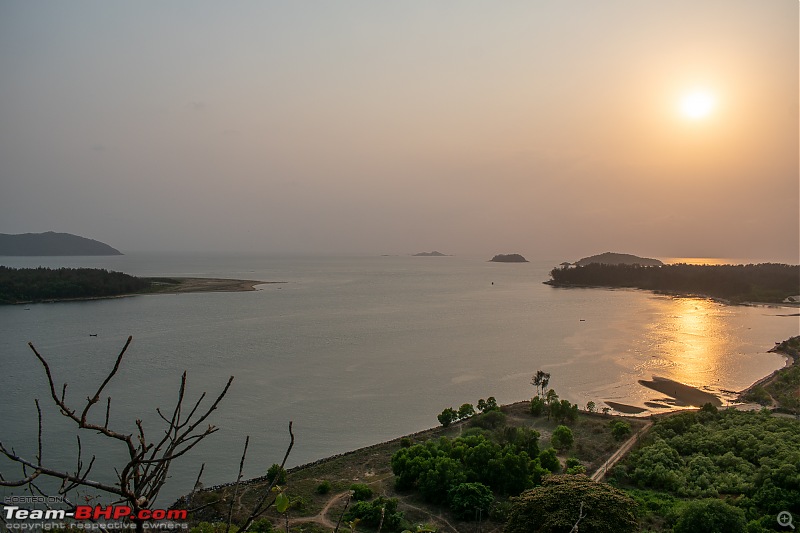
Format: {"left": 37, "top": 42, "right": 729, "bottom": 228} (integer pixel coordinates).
{"left": 0, "top": 2, "right": 797, "bottom": 261}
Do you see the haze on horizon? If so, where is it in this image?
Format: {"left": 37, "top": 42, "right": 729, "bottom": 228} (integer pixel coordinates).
{"left": 1, "top": 2, "right": 797, "bottom": 263}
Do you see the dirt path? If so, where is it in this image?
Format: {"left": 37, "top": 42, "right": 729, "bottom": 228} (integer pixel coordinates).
{"left": 287, "top": 491, "right": 349, "bottom": 529}
{"left": 590, "top": 421, "right": 653, "bottom": 482}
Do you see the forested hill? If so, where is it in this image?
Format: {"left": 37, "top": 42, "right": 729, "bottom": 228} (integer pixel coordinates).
{"left": 0, "top": 232, "right": 122, "bottom": 256}
{"left": 0, "top": 267, "right": 149, "bottom": 304}
{"left": 547, "top": 263, "right": 800, "bottom": 303}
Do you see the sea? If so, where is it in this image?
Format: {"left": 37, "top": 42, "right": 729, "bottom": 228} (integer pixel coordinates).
{"left": 0, "top": 253, "right": 797, "bottom": 504}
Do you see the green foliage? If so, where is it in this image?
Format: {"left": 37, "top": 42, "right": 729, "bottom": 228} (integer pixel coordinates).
{"left": 400, "top": 437, "right": 413, "bottom": 448}
{"left": 586, "top": 401, "right": 596, "bottom": 413}
{"left": 530, "top": 396, "right": 545, "bottom": 417}
{"left": 248, "top": 519, "right": 273, "bottom": 533}
{"left": 538, "top": 448, "right": 560, "bottom": 474}
{"left": 505, "top": 475, "right": 638, "bottom": 533}
{"left": 447, "top": 482, "right": 494, "bottom": 520}
{"left": 315, "top": 480, "right": 332, "bottom": 495}
{"left": 0, "top": 266, "right": 152, "bottom": 304}
{"left": 350, "top": 483, "right": 373, "bottom": 501}
{"left": 391, "top": 432, "right": 546, "bottom": 506}
{"left": 477, "top": 396, "right": 499, "bottom": 412}
{"left": 266, "top": 463, "right": 287, "bottom": 485}
{"left": 190, "top": 523, "right": 239, "bottom": 533}
{"left": 469, "top": 409, "right": 507, "bottom": 430}
{"left": 437, "top": 408, "right": 457, "bottom": 427}
{"left": 618, "top": 409, "right": 800, "bottom": 525}
{"left": 458, "top": 403, "right": 476, "bottom": 420}
{"left": 610, "top": 420, "right": 632, "bottom": 441}
{"left": 565, "top": 457, "right": 585, "bottom": 474}
{"left": 344, "top": 497, "right": 404, "bottom": 531}
{"left": 549, "top": 262, "right": 800, "bottom": 303}
{"left": 672, "top": 499, "right": 747, "bottom": 533}
{"left": 741, "top": 386, "right": 772, "bottom": 406}
{"left": 551, "top": 425, "right": 574, "bottom": 451}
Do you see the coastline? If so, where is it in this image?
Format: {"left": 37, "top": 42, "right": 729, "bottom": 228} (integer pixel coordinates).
{"left": 6, "top": 277, "right": 280, "bottom": 305}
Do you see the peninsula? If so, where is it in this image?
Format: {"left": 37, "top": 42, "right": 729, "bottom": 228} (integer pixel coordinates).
{"left": 0, "top": 232, "right": 123, "bottom": 256}
{"left": 574, "top": 251, "right": 663, "bottom": 267}
{"left": 0, "top": 266, "right": 269, "bottom": 304}
{"left": 546, "top": 262, "right": 800, "bottom": 304}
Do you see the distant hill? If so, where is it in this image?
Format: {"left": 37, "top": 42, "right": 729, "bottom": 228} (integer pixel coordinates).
{"left": 574, "top": 252, "right": 662, "bottom": 267}
{"left": 414, "top": 251, "right": 448, "bottom": 257}
{"left": 0, "top": 232, "right": 122, "bottom": 256}
{"left": 490, "top": 253, "right": 528, "bottom": 263}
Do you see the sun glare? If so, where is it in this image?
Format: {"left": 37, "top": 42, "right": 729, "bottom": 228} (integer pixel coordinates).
{"left": 679, "top": 90, "right": 716, "bottom": 120}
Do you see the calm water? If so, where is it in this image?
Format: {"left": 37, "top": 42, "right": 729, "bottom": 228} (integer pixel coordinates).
{"left": 1, "top": 254, "right": 797, "bottom": 504}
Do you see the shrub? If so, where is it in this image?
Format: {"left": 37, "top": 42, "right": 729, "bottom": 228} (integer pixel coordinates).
{"left": 551, "top": 425, "right": 574, "bottom": 451}
{"left": 438, "top": 407, "right": 457, "bottom": 427}
{"left": 400, "top": 437, "right": 413, "bottom": 448}
{"left": 530, "top": 396, "right": 545, "bottom": 416}
{"left": 316, "top": 481, "right": 332, "bottom": 495}
{"left": 469, "top": 410, "right": 506, "bottom": 429}
{"left": 672, "top": 499, "right": 746, "bottom": 533}
{"left": 344, "top": 497, "right": 404, "bottom": 531}
{"left": 266, "top": 463, "right": 287, "bottom": 485}
{"left": 610, "top": 420, "right": 632, "bottom": 441}
{"left": 447, "top": 482, "right": 494, "bottom": 520}
{"left": 350, "top": 483, "right": 373, "bottom": 501}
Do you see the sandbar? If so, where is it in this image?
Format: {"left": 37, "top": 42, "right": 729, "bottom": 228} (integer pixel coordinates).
{"left": 638, "top": 376, "right": 722, "bottom": 407}
{"left": 604, "top": 401, "right": 648, "bottom": 414}
{"left": 147, "top": 277, "right": 278, "bottom": 294}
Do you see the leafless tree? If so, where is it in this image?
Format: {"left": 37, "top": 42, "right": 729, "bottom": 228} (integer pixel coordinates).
{"left": 0, "top": 336, "right": 291, "bottom": 533}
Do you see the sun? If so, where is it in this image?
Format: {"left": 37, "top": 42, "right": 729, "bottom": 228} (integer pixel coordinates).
{"left": 679, "top": 90, "right": 716, "bottom": 120}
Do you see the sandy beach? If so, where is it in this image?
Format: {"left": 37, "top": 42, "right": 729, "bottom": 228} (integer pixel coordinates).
{"left": 147, "top": 277, "right": 278, "bottom": 294}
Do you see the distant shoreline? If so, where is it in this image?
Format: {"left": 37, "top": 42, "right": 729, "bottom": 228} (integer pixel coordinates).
{"left": 8, "top": 277, "right": 279, "bottom": 305}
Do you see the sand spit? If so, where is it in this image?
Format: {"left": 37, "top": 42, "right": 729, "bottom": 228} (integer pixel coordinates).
{"left": 638, "top": 376, "right": 723, "bottom": 407}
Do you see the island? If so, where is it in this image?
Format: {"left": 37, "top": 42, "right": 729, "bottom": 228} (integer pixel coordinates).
{"left": 490, "top": 253, "right": 528, "bottom": 263}
{"left": 0, "top": 232, "right": 123, "bottom": 256}
{"left": 574, "top": 251, "right": 663, "bottom": 267}
{"left": 546, "top": 262, "right": 800, "bottom": 304}
{"left": 0, "top": 266, "right": 271, "bottom": 304}
{"left": 413, "top": 251, "right": 449, "bottom": 256}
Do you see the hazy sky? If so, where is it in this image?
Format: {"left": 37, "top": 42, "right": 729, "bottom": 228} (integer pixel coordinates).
{"left": 1, "top": 1, "right": 797, "bottom": 261}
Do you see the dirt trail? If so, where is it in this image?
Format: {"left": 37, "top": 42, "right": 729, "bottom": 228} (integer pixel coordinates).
{"left": 590, "top": 421, "right": 653, "bottom": 482}
{"left": 287, "top": 491, "right": 349, "bottom": 529}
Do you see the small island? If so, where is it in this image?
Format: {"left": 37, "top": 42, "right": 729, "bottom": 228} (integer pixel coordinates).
{"left": 574, "top": 252, "right": 663, "bottom": 267}
{"left": 0, "top": 267, "right": 269, "bottom": 304}
{"left": 490, "top": 253, "right": 528, "bottom": 263}
{"left": 0, "top": 232, "right": 123, "bottom": 256}
{"left": 413, "top": 251, "right": 449, "bottom": 257}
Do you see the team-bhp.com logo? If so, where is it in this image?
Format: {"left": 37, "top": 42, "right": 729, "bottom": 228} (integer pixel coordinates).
{"left": 3, "top": 497, "right": 187, "bottom": 530}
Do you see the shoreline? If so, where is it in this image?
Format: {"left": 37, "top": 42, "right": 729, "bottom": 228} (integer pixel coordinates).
{"left": 543, "top": 280, "right": 800, "bottom": 308}
{"left": 6, "top": 277, "right": 281, "bottom": 305}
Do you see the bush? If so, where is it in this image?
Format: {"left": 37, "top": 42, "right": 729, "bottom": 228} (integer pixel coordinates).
{"left": 400, "top": 437, "right": 413, "bottom": 448}
{"left": 344, "top": 497, "right": 404, "bottom": 531}
{"left": 266, "top": 463, "right": 287, "bottom": 485}
{"left": 469, "top": 410, "right": 506, "bottom": 429}
{"left": 316, "top": 481, "right": 332, "bottom": 495}
{"left": 672, "top": 499, "right": 746, "bottom": 533}
{"left": 447, "top": 482, "right": 494, "bottom": 520}
{"left": 551, "top": 425, "right": 574, "bottom": 451}
{"left": 610, "top": 420, "right": 632, "bottom": 441}
{"left": 350, "top": 483, "right": 373, "bottom": 501}
{"left": 539, "top": 448, "right": 560, "bottom": 473}
{"left": 530, "top": 396, "right": 545, "bottom": 416}
{"left": 438, "top": 407, "right": 457, "bottom": 427}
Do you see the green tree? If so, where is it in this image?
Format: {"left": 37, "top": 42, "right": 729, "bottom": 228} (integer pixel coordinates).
{"left": 504, "top": 475, "right": 638, "bottom": 533}
{"left": 438, "top": 407, "right": 457, "bottom": 427}
{"left": 672, "top": 499, "right": 746, "bottom": 533}
{"left": 586, "top": 400, "right": 596, "bottom": 413}
{"left": 610, "top": 420, "right": 632, "bottom": 441}
{"left": 544, "top": 389, "right": 559, "bottom": 421}
{"left": 531, "top": 370, "right": 551, "bottom": 397}
{"left": 458, "top": 403, "right": 476, "bottom": 420}
{"left": 538, "top": 448, "right": 560, "bottom": 473}
{"left": 551, "top": 425, "right": 574, "bottom": 452}
{"left": 448, "top": 482, "right": 494, "bottom": 520}
{"left": 350, "top": 483, "right": 373, "bottom": 501}
{"left": 530, "top": 396, "right": 545, "bottom": 417}
{"left": 266, "top": 463, "right": 287, "bottom": 485}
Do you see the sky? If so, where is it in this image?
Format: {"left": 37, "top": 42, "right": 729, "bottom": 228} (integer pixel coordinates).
{"left": 1, "top": 1, "right": 798, "bottom": 262}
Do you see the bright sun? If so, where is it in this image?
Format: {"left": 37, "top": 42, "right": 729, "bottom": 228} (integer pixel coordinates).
{"left": 679, "top": 90, "right": 716, "bottom": 120}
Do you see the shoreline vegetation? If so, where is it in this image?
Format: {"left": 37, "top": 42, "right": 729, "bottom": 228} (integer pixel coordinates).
{"left": 546, "top": 262, "right": 800, "bottom": 304}
{"left": 0, "top": 266, "right": 273, "bottom": 304}
{"left": 181, "top": 338, "right": 799, "bottom": 532}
